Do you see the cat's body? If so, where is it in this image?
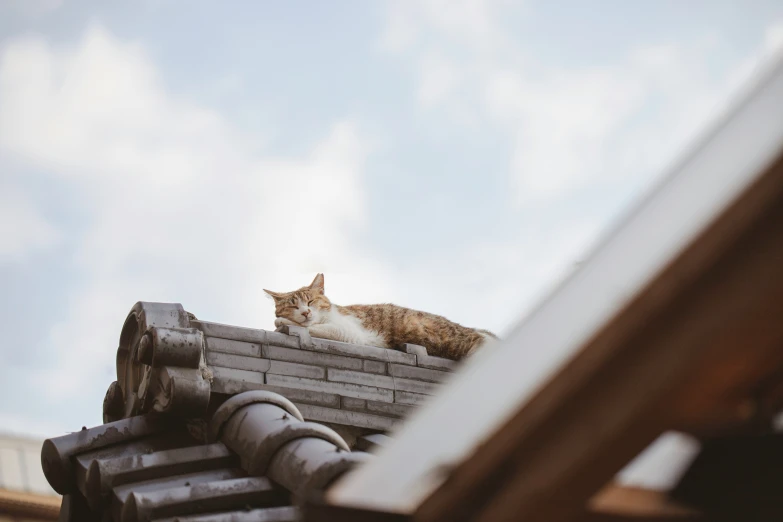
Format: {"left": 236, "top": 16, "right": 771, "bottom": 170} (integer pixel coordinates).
{"left": 265, "top": 274, "right": 497, "bottom": 361}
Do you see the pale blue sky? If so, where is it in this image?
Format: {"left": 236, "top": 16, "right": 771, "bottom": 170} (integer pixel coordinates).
{"left": 1, "top": 0, "right": 782, "bottom": 438}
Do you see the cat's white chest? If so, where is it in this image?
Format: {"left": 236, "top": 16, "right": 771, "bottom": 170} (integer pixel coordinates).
{"left": 326, "top": 310, "right": 388, "bottom": 348}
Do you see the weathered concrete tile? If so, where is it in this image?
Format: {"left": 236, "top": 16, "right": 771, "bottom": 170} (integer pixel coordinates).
{"left": 308, "top": 339, "right": 386, "bottom": 360}
{"left": 268, "top": 360, "right": 325, "bottom": 380}
{"left": 363, "top": 360, "right": 387, "bottom": 374}
{"left": 309, "top": 338, "right": 416, "bottom": 365}
{"left": 206, "top": 352, "right": 270, "bottom": 373}
{"left": 388, "top": 363, "right": 450, "bottom": 383}
{"left": 340, "top": 396, "right": 367, "bottom": 412}
{"left": 210, "top": 379, "right": 340, "bottom": 408}
{"left": 211, "top": 377, "right": 264, "bottom": 395}
{"left": 394, "top": 390, "right": 431, "bottom": 406}
{"left": 295, "top": 404, "right": 400, "bottom": 431}
{"left": 365, "top": 399, "right": 414, "bottom": 419}
{"left": 210, "top": 366, "right": 265, "bottom": 384}
{"left": 210, "top": 367, "right": 265, "bottom": 394}
{"left": 206, "top": 337, "right": 262, "bottom": 358}
{"left": 393, "top": 377, "right": 438, "bottom": 395}
{"left": 265, "top": 330, "right": 302, "bottom": 350}
{"left": 417, "top": 355, "right": 458, "bottom": 371}
{"left": 384, "top": 348, "right": 417, "bottom": 365}
{"left": 403, "top": 343, "right": 457, "bottom": 371}
{"left": 404, "top": 343, "right": 428, "bottom": 357}
{"left": 257, "top": 384, "right": 340, "bottom": 408}
{"left": 278, "top": 325, "right": 313, "bottom": 348}
{"left": 262, "top": 345, "right": 362, "bottom": 371}
{"left": 193, "top": 320, "right": 267, "bottom": 345}
{"left": 266, "top": 374, "right": 393, "bottom": 403}
{"left": 327, "top": 368, "right": 395, "bottom": 390}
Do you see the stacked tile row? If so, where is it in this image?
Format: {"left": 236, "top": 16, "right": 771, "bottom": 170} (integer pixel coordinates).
{"left": 192, "top": 321, "right": 458, "bottom": 433}
{"left": 43, "top": 391, "right": 376, "bottom": 521}
{"left": 41, "top": 414, "right": 300, "bottom": 522}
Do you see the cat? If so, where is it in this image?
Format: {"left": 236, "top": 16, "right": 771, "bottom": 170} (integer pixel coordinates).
{"left": 264, "top": 273, "right": 497, "bottom": 361}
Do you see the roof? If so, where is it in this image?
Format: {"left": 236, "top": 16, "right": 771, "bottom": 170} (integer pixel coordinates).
{"left": 43, "top": 395, "right": 375, "bottom": 521}
{"left": 196, "top": 320, "right": 458, "bottom": 443}
{"left": 39, "top": 300, "right": 460, "bottom": 521}
{"left": 325, "top": 52, "right": 783, "bottom": 521}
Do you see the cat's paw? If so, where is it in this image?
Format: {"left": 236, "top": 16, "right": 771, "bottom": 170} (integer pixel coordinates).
{"left": 274, "top": 317, "right": 294, "bottom": 329}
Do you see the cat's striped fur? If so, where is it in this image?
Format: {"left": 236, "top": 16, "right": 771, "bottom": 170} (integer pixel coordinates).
{"left": 264, "top": 274, "right": 497, "bottom": 361}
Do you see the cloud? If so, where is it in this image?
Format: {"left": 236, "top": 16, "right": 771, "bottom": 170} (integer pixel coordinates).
{"left": 487, "top": 43, "right": 753, "bottom": 204}
{"left": 379, "top": 0, "right": 513, "bottom": 55}
{"left": 0, "top": 24, "right": 394, "bottom": 413}
{"left": 765, "top": 20, "right": 783, "bottom": 51}
{"left": 381, "top": 2, "right": 783, "bottom": 205}
{"left": 390, "top": 215, "right": 603, "bottom": 335}
{"left": 3, "top": 0, "right": 63, "bottom": 17}
{"left": 416, "top": 52, "right": 461, "bottom": 109}
{"left": 0, "top": 184, "right": 60, "bottom": 262}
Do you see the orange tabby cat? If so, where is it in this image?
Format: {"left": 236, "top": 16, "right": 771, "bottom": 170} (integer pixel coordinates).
{"left": 264, "top": 273, "right": 497, "bottom": 360}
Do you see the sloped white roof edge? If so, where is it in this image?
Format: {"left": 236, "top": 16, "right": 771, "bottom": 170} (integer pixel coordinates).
{"left": 328, "top": 51, "right": 783, "bottom": 513}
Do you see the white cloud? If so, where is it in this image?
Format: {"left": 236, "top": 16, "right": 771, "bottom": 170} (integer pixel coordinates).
{"left": 379, "top": 0, "right": 513, "bottom": 55}
{"left": 381, "top": 2, "right": 783, "bottom": 205}
{"left": 416, "top": 53, "right": 461, "bottom": 109}
{"left": 484, "top": 63, "right": 648, "bottom": 199}
{"left": 765, "top": 20, "right": 783, "bottom": 51}
{"left": 3, "top": 0, "right": 63, "bottom": 17}
{"left": 376, "top": 213, "right": 604, "bottom": 337}
{"left": 0, "top": 185, "right": 60, "bottom": 262}
{"left": 0, "top": 24, "right": 397, "bottom": 406}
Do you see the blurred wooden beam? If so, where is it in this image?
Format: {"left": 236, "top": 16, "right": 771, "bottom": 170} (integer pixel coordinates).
{"left": 0, "top": 488, "right": 61, "bottom": 520}
{"left": 326, "top": 55, "right": 783, "bottom": 522}
{"left": 416, "top": 107, "right": 783, "bottom": 522}
{"left": 584, "top": 484, "right": 702, "bottom": 522}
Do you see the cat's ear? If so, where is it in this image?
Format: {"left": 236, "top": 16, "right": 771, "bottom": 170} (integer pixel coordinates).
{"left": 263, "top": 289, "right": 282, "bottom": 302}
{"left": 309, "top": 273, "right": 325, "bottom": 293}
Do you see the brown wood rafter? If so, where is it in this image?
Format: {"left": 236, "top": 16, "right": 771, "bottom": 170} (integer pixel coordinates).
{"left": 412, "top": 124, "right": 783, "bottom": 521}
{"left": 0, "top": 488, "right": 61, "bottom": 520}
{"left": 584, "top": 484, "right": 703, "bottom": 522}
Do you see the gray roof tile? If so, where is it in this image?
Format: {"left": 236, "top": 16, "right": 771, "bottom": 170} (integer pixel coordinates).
{"left": 40, "top": 300, "right": 460, "bottom": 521}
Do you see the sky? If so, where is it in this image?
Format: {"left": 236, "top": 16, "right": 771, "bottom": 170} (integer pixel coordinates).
{"left": 1, "top": 0, "right": 782, "bottom": 458}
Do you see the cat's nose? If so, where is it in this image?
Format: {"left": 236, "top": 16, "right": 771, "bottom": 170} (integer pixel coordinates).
{"left": 302, "top": 310, "right": 311, "bottom": 318}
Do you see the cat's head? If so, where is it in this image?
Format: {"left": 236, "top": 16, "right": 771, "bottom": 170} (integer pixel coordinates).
{"left": 263, "top": 273, "right": 331, "bottom": 327}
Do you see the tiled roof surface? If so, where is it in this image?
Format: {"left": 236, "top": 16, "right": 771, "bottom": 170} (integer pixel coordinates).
{"left": 44, "top": 394, "right": 380, "bottom": 521}
{"left": 198, "top": 321, "right": 456, "bottom": 441}
{"left": 40, "top": 301, "right": 457, "bottom": 521}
